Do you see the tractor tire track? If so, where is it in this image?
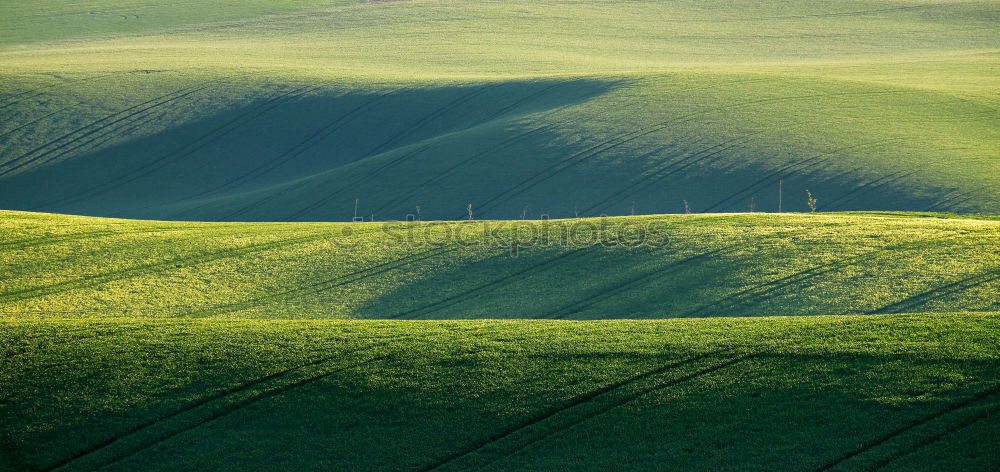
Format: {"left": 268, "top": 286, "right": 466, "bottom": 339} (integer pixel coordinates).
{"left": 547, "top": 227, "right": 809, "bottom": 319}
{"left": 0, "top": 231, "right": 328, "bottom": 304}
{"left": 385, "top": 246, "right": 595, "bottom": 319}
{"left": 871, "top": 396, "right": 1000, "bottom": 471}
{"left": 373, "top": 123, "right": 562, "bottom": 217}
{"left": 371, "top": 81, "right": 603, "bottom": 217}
{"left": 933, "top": 188, "right": 979, "bottom": 212}
{"left": 870, "top": 268, "right": 1000, "bottom": 314}
{"left": 45, "top": 340, "right": 400, "bottom": 472}
{"left": 822, "top": 169, "right": 922, "bottom": 210}
{"left": 79, "top": 326, "right": 506, "bottom": 472}
{"left": 192, "top": 243, "right": 458, "bottom": 317}
{"left": 0, "top": 82, "right": 216, "bottom": 179}
{"left": 476, "top": 81, "right": 566, "bottom": 122}
{"left": 275, "top": 141, "right": 439, "bottom": 222}
{"left": 275, "top": 83, "right": 512, "bottom": 222}
{"left": 363, "top": 83, "right": 503, "bottom": 158}
{"left": 175, "top": 87, "right": 403, "bottom": 209}
{"left": 383, "top": 83, "right": 619, "bottom": 220}
{"left": 38, "top": 84, "right": 322, "bottom": 211}
{"left": 546, "top": 245, "right": 737, "bottom": 319}
{"left": 0, "top": 104, "right": 79, "bottom": 143}
{"left": 467, "top": 76, "right": 783, "bottom": 220}
{"left": 284, "top": 81, "right": 605, "bottom": 222}
{"left": 812, "top": 383, "right": 1000, "bottom": 472}
{"left": 418, "top": 350, "right": 741, "bottom": 472}
{"left": 0, "top": 83, "right": 209, "bottom": 177}
{"left": 477, "top": 355, "right": 753, "bottom": 470}
{"left": 684, "top": 232, "right": 964, "bottom": 317}
{"left": 701, "top": 137, "right": 909, "bottom": 212}
{"left": 0, "top": 73, "right": 115, "bottom": 112}
{"left": 580, "top": 132, "right": 766, "bottom": 215}
{"left": 474, "top": 90, "right": 913, "bottom": 217}
{"left": 26, "top": 103, "right": 182, "bottom": 171}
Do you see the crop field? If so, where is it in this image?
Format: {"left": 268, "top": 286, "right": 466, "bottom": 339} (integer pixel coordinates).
{"left": 2, "top": 0, "right": 999, "bottom": 471}
{"left": 1, "top": 211, "right": 998, "bottom": 319}
{"left": 0, "top": 0, "right": 997, "bottom": 219}
{"left": 2, "top": 314, "right": 999, "bottom": 471}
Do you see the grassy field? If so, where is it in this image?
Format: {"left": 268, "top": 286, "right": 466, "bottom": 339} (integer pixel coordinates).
{"left": 3, "top": 1, "right": 999, "bottom": 470}
{"left": 0, "top": 0, "right": 997, "bottom": 220}
{"left": 1, "top": 210, "right": 997, "bottom": 319}
{"left": 2, "top": 314, "right": 998, "bottom": 471}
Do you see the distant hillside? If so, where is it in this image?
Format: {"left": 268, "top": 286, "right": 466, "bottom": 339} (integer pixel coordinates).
{"left": 1, "top": 0, "right": 997, "bottom": 220}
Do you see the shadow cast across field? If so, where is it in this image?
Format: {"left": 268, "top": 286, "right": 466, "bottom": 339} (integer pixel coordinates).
{"left": 346, "top": 226, "right": 997, "bottom": 320}
{"left": 1, "top": 72, "right": 978, "bottom": 222}
{"left": 0, "top": 78, "right": 620, "bottom": 221}
{"left": 41, "top": 347, "right": 1000, "bottom": 472}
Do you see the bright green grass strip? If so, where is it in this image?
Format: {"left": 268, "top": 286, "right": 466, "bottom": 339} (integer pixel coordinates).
{"left": 0, "top": 211, "right": 997, "bottom": 319}
{"left": 2, "top": 0, "right": 997, "bottom": 80}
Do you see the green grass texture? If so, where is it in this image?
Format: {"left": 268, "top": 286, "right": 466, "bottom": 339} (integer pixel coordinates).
{"left": 1, "top": 0, "right": 997, "bottom": 220}
{"left": 2, "top": 313, "right": 998, "bottom": 471}
{"left": 2, "top": 210, "right": 997, "bottom": 319}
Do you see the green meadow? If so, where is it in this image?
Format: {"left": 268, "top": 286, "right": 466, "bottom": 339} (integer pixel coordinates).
{"left": 1, "top": 211, "right": 998, "bottom": 319}
{"left": 3, "top": 314, "right": 999, "bottom": 471}
{"left": 0, "top": 0, "right": 997, "bottom": 219}
{"left": 2, "top": 1, "right": 999, "bottom": 471}
{"left": 1, "top": 212, "right": 999, "bottom": 469}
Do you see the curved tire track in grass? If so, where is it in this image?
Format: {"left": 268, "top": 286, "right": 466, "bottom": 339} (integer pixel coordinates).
{"left": 43, "top": 339, "right": 400, "bottom": 472}
{"left": 473, "top": 90, "right": 913, "bottom": 217}
{"left": 683, "top": 233, "right": 966, "bottom": 317}
{"left": 193, "top": 243, "right": 459, "bottom": 317}
{"left": 372, "top": 123, "right": 562, "bottom": 217}
{"left": 701, "top": 137, "right": 909, "bottom": 212}
{"left": 0, "top": 73, "right": 114, "bottom": 113}
{"left": 870, "top": 396, "right": 1000, "bottom": 471}
{"left": 579, "top": 132, "right": 764, "bottom": 215}
{"left": 546, "top": 245, "right": 737, "bottom": 319}
{"left": 370, "top": 81, "right": 603, "bottom": 216}
{"left": 0, "top": 231, "right": 329, "bottom": 304}
{"left": 0, "top": 104, "right": 79, "bottom": 142}
{"left": 870, "top": 267, "right": 1000, "bottom": 314}
{"left": 0, "top": 83, "right": 214, "bottom": 178}
{"left": 275, "top": 141, "right": 440, "bottom": 222}
{"left": 11, "top": 94, "right": 189, "bottom": 177}
{"left": 174, "top": 87, "right": 403, "bottom": 210}
{"left": 37, "top": 83, "right": 323, "bottom": 211}
{"left": 418, "top": 350, "right": 742, "bottom": 472}
{"left": 812, "top": 383, "right": 1000, "bottom": 472}
{"left": 821, "top": 169, "right": 922, "bottom": 210}
{"left": 363, "top": 82, "right": 504, "bottom": 158}
{"left": 283, "top": 81, "right": 608, "bottom": 222}
{"left": 385, "top": 246, "right": 595, "bottom": 319}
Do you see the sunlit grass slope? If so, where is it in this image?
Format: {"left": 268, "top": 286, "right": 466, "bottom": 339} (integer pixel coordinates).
{"left": 2, "top": 210, "right": 996, "bottom": 319}
{"left": 2, "top": 314, "right": 998, "bottom": 471}
{"left": 0, "top": 0, "right": 997, "bottom": 220}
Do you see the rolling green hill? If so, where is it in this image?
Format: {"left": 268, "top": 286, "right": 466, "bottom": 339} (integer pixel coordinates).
{"left": 1, "top": 0, "right": 997, "bottom": 220}
{"left": 2, "top": 210, "right": 997, "bottom": 319}
{"left": 2, "top": 314, "right": 998, "bottom": 471}
{"left": 3, "top": 2, "right": 999, "bottom": 470}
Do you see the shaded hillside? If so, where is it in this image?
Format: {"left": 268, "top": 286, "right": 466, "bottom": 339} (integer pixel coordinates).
{"left": 2, "top": 314, "right": 998, "bottom": 471}
{"left": 0, "top": 0, "right": 997, "bottom": 220}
